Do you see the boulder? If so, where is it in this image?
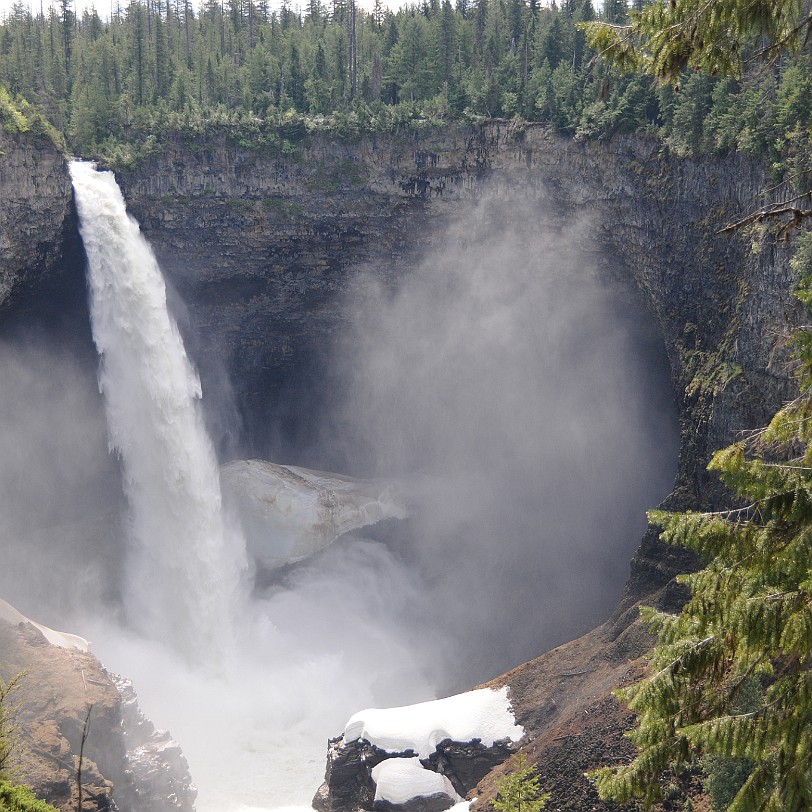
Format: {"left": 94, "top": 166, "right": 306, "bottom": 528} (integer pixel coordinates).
{"left": 313, "top": 688, "right": 523, "bottom": 812}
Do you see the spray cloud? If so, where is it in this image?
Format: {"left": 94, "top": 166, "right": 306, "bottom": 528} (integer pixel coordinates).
{"left": 319, "top": 197, "right": 679, "bottom": 686}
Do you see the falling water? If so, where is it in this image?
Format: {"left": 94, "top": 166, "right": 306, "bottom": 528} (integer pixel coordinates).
{"left": 70, "top": 161, "right": 246, "bottom": 662}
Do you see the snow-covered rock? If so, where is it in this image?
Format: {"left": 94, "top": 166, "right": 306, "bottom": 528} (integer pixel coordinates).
{"left": 314, "top": 688, "right": 523, "bottom": 812}
{"left": 221, "top": 459, "right": 407, "bottom": 570}
{"left": 343, "top": 687, "right": 524, "bottom": 758}
{"left": 372, "top": 758, "right": 460, "bottom": 811}
{"left": 0, "top": 597, "right": 91, "bottom": 651}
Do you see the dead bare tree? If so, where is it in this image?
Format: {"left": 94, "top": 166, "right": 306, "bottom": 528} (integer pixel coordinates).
{"left": 76, "top": 705, "right": 92, "bottom": 812}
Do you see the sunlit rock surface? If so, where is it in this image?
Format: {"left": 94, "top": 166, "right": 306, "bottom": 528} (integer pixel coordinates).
{"left": 0, "top": 599, "right": 195, "bottom": 812}
{"left": 221, "top": 459, "right": 407, "bottom": 570}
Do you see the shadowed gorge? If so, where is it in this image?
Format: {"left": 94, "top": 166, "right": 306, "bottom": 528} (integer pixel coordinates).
{"left": 0, "top": 121, "right": 802, "bottom": 812}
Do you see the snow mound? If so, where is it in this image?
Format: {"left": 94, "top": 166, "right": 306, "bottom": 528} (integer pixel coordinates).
{"left": 371, "top": 758, "right": 461, "bottom": 805}
{"left": 221, "top": 459, "right": 408, "bottom": 570}
{"left": 0, "top": 597, "right": 91, "bottom": 652}
{"left": 343, "top": 687, "right": 523, "bottom": 758}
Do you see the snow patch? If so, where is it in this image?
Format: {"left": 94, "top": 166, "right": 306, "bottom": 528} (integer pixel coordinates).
{"left": 0, "top": 597, "right": 91, "bottom": 652}
{"left": 343, "top": 686, "right": 523, "bottom": 758}
{"left": 371, "top": 758, "right": 461, "bottom": 805}
{"left": 221, "top": 459, "right": 408, "bottom": 570}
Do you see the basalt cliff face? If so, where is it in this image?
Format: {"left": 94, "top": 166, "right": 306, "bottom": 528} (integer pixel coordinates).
{"left": 115, "top": 121, "right": 799, "bottom": 565}
{"left": 0, "top": 121, "right": 803, "bottom": 811}
{"left": 0, "top": 129, "right": 79, "bottom": 315}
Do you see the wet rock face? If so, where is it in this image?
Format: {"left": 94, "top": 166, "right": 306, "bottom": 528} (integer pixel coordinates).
{"left": 312, "top": 737, "right": 383, "bottom": 812}
{"left": 116, "top": 139, "right": 442, "bottom": 463}
{"left": 0, "top": 130, "right": 76, "bottom": 313}
{"left": 110, "top": 675, "right": 197, "bottom": 812}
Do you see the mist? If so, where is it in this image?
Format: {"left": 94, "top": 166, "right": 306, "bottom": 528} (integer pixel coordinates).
{"left": 0, "top": 186, "right": 678, "bottom": 812}
{"left": 0, "top": 337, "right": 123, "bottom": 624}
{"left": 317, "top": 198, "right": 679, "bottom": 686}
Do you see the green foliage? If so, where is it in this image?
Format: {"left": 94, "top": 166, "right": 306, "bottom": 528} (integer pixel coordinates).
{"left": 0, "top": 86, "right": 64, "bottom": 151}
{"left": 0, "top": 671, "right": 25, "bottom": 780}
{"left": 493, "top": 753, "right": 550, "bottom": 812}
{"left": 0, "top": 781, "right": 59, "bottom": 812}
{"left": 583, "top": 0, "right": 812, "bottom": 84}
{"left": 703, "top": 755, "right": 755, "bottom": 811}
{"left": 591, "top": 232, "right": 812, "bottom": 811}
{"left": 0, "top": 85, "right": 29, "bottom": 133}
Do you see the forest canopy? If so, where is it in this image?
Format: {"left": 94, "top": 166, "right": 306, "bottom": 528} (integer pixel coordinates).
{"left": 0, "top": 0, "right": 810, "bottom": 177}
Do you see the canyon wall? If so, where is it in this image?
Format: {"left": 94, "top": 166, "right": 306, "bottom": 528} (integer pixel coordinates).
{"left": 0, "top": 128, "right": 78, "bottom": 314}
{"left": 114, "top": 122, "right": 800, "bottom": 597}
{"left": 111, "top": 126, "right": 801, "bottom": 811}
{"left": 0, "top": 120, "right": 803, "bottom": 811}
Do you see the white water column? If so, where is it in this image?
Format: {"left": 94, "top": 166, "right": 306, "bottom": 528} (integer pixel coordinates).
{"left": 70, "top": 161, "right": 246, "bottom": 662}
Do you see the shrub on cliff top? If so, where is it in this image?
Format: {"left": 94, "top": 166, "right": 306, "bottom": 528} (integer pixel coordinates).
{"left": 0, "top": 87, "right": 28, "bottom": 135}
{"left": 0, "top": 86, "right": 65, "bottom": 153}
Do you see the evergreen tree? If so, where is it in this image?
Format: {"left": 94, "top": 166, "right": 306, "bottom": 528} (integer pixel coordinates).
{"left": 592, "top": 233, "right": 812, "bottom": 811}
{"left": 494, "top": 753, "right": 550, "bottom": 812}
{"left": 585, "top": 0, "right": 812, "bottom": 82}
{"left": 60, "top": 0, "right": 73, "bottom": 85}
{"left": 0, "top": 671, "right": 24, "bottom": 779}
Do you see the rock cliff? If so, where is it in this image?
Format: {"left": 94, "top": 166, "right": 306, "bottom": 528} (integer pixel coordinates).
{"left": 0, "top": 600, "right": 196, "bottom": 812}
{"left": 0, "top": 128, "right": 78, "bottom": 315}
{"left": 109, "top": 124, "right": 800, "bottom": 811}
{"left": 115, "top": 121, "right": 800, "bottom": 587}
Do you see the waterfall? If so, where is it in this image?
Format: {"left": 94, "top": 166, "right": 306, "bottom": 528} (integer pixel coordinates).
{"left": 70, "top": 161, "right": 246, "bottom": 663}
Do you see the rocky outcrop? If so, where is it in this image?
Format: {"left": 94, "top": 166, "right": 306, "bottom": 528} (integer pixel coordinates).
{"left": 0, "top": 601, "right": 195, "bottom": 812}
{"left": 313, "top": 729, "right": 515, "bottom": 812}
{"left": 0, "top": 128, "right": 77, "bottom": 313}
